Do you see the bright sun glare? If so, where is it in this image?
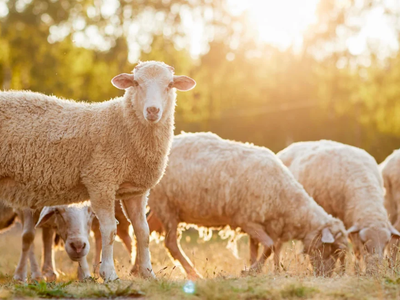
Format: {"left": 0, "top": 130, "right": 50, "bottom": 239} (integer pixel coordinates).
{"left": 229, "top": 0, "right": 319, "bottom": 49}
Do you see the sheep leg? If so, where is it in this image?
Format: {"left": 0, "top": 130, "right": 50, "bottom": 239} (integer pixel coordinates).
{"left": 14, "top": 209, "right": 42, "bottom": 282}
{"left": 91, "top": 218, "right": 102, "bottom": 276}
{"left": 41, "top": 227, "right": 58, "bottom": 282}
{"left": 122, "top": 194, "right": 155, "bottom": 279}
{"left": 273, "top": 242, "right": 282, "bottom": 272}
{"left": 248, "top": 246, "right": 272, "bottom": 273}
{"left": 77, "top": 257, "right": 91, "bottom": 281}
{"left": 163, "top": 221, "right": 202, "bottom": 279}
{"left": 249, "top": 237, "right": 259, "bottom": 265}
{"left": 241, "top": 222, "right": 274, "bottom": 250}
{"left": 90, "top": 196, "right": 118, "bottom": 282}
{"left": 116, "top": 220, "right": 133, "bottom": 256}
{"left": 389, "top": 238, "right": 400, "bottom": 268}
{"left": 248, "top": 241, "right": 281, "bottom": 273}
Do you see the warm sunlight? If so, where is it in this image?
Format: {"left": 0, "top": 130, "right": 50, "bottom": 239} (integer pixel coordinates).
{"left": 229, "top": 0, "right": 319, "bottom": 49}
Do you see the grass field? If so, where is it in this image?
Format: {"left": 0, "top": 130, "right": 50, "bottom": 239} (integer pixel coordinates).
{"left": 1, "top": 224, "right": 400, "bottom": 299}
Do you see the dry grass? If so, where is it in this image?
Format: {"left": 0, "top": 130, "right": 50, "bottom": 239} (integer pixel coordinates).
{"left": 1, "top": 224, "right": 400, "bottom": 299}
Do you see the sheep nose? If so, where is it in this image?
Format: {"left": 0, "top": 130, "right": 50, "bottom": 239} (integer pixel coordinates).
{"left": 146, "top": 107, "right": 160, "bottom": 115}
{"left": 70, "top": 241, "right": 86, "bottom": 254}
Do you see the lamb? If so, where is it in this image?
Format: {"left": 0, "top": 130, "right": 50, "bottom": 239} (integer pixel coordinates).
{"left": 0, "top": 201, "right": 95, "bottom": 282}
{"left": 147, "top": 132, "right": 348, "bottom": 279}
{"left": 380, "top": 149, "right": 400, "bottom": 264}
{"left": 276, "top": 140, "right": 400, "bottom": 272}
{"left": 0, "top": 61, "right": 196, "bottom": 281}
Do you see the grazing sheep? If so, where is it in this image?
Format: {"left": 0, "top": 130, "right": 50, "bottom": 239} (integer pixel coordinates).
{"left": 277, "top": 140, "right": 400, "bottom": 272}
{"left": 35, "top": 201, "right": 95, "bottom": 281}
{"left": 0, "top": 202, "right": 95, "bottom": 282}
{"left": 380, "top": 149, "right": 400, "bottom": 264}
{"left": 147, "top": 132, "right": 348, "bottom": 279}
{"left": 0, "top": 61, "right": 196, "bottom": 280}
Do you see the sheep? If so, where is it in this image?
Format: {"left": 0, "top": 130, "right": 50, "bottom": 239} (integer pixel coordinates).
{"left": 0, "top": 201, "right": 95, "bottom": 282}
{"left": 147, "top": 132, "right": 348, "bottom": 279}
{"left": 35, "top": 201, "right": 95, "bottom": 281}
{"left": 276, "top": 140, "right": 400, "bottom": 273}
{"left": 0, "top": 61, "right": 196, "bottom": 281}
{"left": 380, "top": 149, "right": 400, "bottom": 264}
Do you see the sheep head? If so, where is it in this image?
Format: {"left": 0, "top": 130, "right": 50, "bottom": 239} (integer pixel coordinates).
{"left": 36, "top": 202, "right": 95, "bottom": 261}
{"left": 304, "top": 218, "right": 348, "bottom": 277}
{"left": 111, "top": 61, "right": 196, "bottom": 124}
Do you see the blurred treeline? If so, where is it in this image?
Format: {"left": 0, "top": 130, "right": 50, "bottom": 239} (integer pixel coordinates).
{"left": 1, "top": 0, "right": 400, "bottom": 161}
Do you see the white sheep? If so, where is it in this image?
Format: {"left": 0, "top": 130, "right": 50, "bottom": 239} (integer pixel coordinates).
{"left": 0, "top": 61, "right": 196, "bottom": 281}
{"left": 0, "top": 201, "right": 95, "bottom": 282}
{"left": 380, "top": 149, "right": 400, "bottom": 264}
{"left": 276, "top": 140, "right": 400, "bottom": 272}
{"left": 147, "top": 132, "right": 348, "bottom": 279}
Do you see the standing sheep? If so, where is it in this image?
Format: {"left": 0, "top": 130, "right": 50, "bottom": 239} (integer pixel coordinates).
{"left": 380, "top": 149, "right": 400, "bottom": 264}
{"left": 147, "top": 132, "right": 348, "bottom": 279}
{"left": 276, "top": 140, "right": 400, "bottom": 272}
{"left": 0, "top": 61, "right": 196, "bottom": 281}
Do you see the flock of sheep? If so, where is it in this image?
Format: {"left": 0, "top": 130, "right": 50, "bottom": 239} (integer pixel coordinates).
{"left": 1, "top": 60, "right": 400, "bottom": 283}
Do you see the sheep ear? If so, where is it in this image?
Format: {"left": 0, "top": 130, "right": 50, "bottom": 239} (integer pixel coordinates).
{"left": 111, "top": 73, "right": 135, "bottom": 90}
{"left": 36, "top": 207, "right": 56, "bottom": 228}
{"left": 390, "top": 225, "right": 400, "bottom": 238}
{"left": 347, "top": 225, "right": 360, "bottom": 234}
{"left": 172, "top": 75, "right": 196, "bottom": 91}
{"left": 321, "top": 227, "right": 335, "bottom": 243}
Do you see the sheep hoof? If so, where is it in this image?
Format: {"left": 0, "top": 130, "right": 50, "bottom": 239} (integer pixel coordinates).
{"left": 100, "top": 269, "right": 119, "bottom": 282}
{"left": 241, "top": 267, "right": 261, "bottom": 277}
{"left": 31, "top": 273, "right": 44, "bottom": 282}
{"left": 130, "top": 266, "right": 156, "bottom": 279}
{"left": 43, "top": 271, "right": 58, "bottom": 282}
{"left": 13, "top": 274, "right": 27, "bottom": 282}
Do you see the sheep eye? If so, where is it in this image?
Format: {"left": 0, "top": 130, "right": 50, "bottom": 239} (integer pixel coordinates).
{"left": 54, "top": 209, "right": 59, "bottom": 215}
{"left": 133, "top": 80, "right": 139, "bottom": 87}
{"left": 168, "top": 82, "right": 173, "bottom": 88}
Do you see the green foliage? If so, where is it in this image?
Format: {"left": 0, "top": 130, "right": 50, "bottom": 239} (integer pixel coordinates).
{"left": 280, "top": 284, "right": 318, "bottom": 299}
{"left": 13, "top": 281, "right": 73, "bottom": 298}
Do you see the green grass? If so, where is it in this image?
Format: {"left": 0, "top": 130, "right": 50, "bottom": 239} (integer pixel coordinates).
{"left": 2, "top": 226, "right": 400, "bottom": 299}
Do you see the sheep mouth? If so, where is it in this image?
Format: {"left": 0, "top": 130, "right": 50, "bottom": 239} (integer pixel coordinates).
{"left": 68, "top": 254, "right": 86, "bottom": 261}
{"left": 145, "top": 116, "right": 161, "bottom": 123}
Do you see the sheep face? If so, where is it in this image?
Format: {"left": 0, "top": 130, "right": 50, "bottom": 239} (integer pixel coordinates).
{"left": 305, "top": 220, "right": 348, "bottom": 276}
{"left": 348, "top": 223, "right": 400, "bottom": 270}
{"left": 111, "top": 61, "right": 196, "bottom": 124}
{"left": 36, "top": 203, "right": 95, "bottom": 261}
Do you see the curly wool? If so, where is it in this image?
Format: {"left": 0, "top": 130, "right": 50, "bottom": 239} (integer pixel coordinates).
{"left": 277, "top": 140, "right": 389, "bottom": 230}
{"left": 149, "top": 132, "right": 340, "bottom": 245}
{"left": 0, "top": 62, "right": 175, "bottom": 209}
{"left": 380, "top": 149, "right": 400, "bottom": 229}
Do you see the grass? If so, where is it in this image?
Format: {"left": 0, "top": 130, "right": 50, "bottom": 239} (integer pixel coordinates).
{"left": 2, "top": 225, "right": 400, "bottom": 299}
